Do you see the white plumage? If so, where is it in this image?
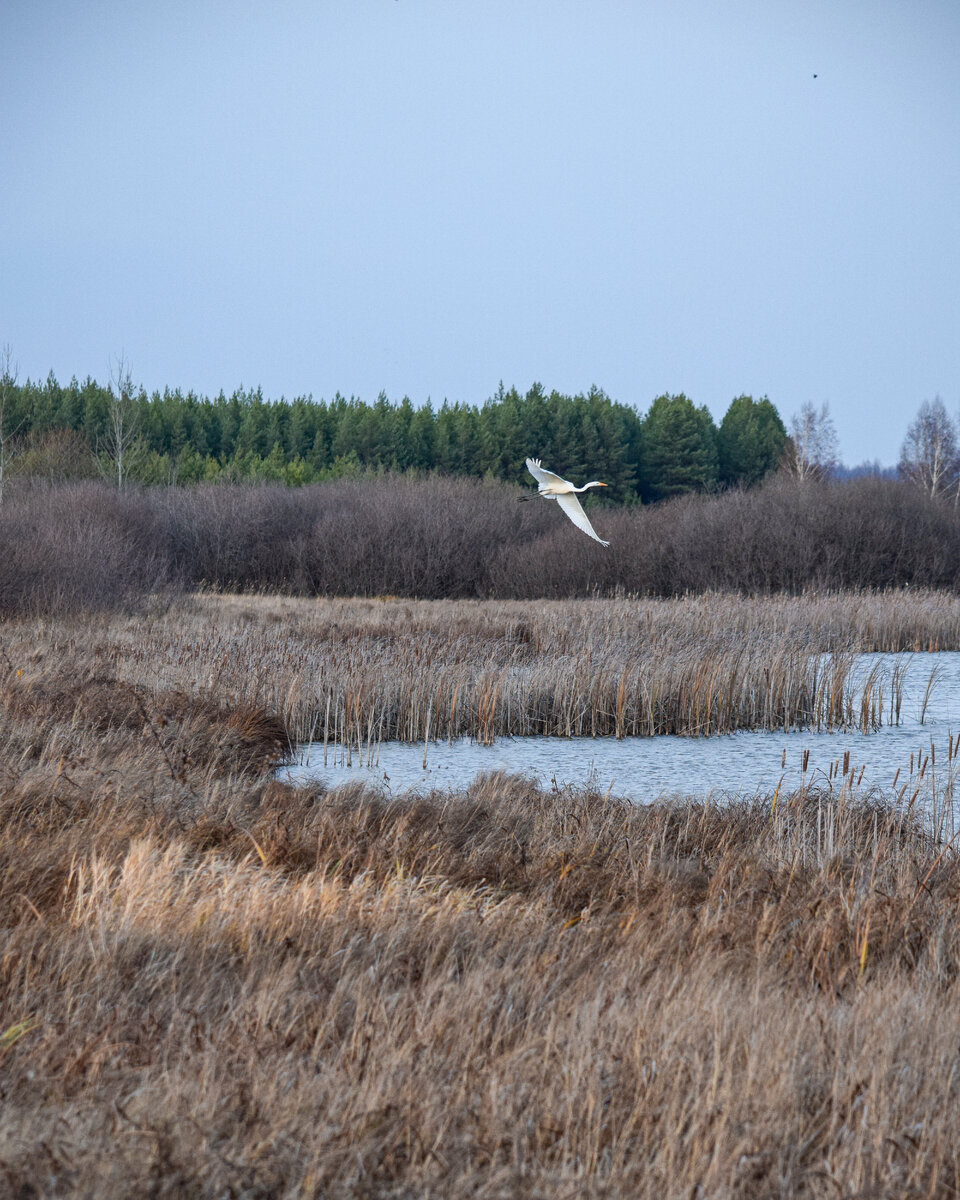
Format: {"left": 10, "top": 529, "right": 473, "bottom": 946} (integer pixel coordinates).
{"left": 524, "top": 458, "right": 610, "bottom": 547}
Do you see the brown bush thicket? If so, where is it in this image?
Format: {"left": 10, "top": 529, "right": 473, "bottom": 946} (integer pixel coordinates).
{"left": 4, "top": 472, "right": 960, "bottom": 613}
{"left": 158, "top": 473, "right": 529, "bottom": 595}
{"left": 0, "top": 482, "right": 172, "bottom": 617}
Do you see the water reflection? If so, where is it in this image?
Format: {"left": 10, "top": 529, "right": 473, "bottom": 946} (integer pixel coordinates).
{"left": 279, "top": 653, "right": 960, "bottom": 802}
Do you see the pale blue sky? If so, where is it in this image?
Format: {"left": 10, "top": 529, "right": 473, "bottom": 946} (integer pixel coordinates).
{"left": 2, "top": 0, "right": 958, "bottom": 464}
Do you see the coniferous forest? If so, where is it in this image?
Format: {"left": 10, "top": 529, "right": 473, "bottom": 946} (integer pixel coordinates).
{"left": 0, "top": 373, "right": 787, "bottom": 502}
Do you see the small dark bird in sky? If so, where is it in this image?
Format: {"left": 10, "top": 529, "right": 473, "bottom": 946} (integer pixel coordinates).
{"left": 813, "top": 73, "right": 818, "bottom": 78}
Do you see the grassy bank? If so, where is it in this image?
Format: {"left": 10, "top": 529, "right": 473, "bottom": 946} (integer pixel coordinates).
{"left": 2, "top": 594, "right": 960, "bottom": 1196}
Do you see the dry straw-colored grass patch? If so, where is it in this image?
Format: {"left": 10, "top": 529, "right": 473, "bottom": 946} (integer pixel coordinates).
{"left": 26, "top": 588, "right": 960, "bottom": 757}
{"left": 2, "top": 592, "right": 960, "bottom": 1197}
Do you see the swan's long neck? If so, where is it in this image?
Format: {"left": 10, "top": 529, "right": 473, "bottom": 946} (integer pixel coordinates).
{"left": 576, "top": 482, "right": 605, "bottom": 492}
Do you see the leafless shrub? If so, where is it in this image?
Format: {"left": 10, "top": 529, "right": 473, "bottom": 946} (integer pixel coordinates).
{"left": 0, "top": 482, "right": 172, "bottom": 616}
{"left": 3, "top": 473, "right": 960, "bottom": 617}
{"left": 13, "top": 427, "right": 99, "bottom": 484}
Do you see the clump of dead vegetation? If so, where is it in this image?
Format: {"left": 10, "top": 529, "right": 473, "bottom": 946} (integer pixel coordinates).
{"left": 68, "top": 588, "right": 960, "bottom": 752}
{"left": 2, "top": 597, "right": 960, "bottom": 1196}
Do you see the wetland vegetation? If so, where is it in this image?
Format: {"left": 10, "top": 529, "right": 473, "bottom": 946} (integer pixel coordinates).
{"left": 4, "top": 591, "right": 960, "bottom": 1196}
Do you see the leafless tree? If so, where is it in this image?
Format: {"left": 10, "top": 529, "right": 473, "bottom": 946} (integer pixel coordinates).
{"left": 898, "top": 397, "right": 959, "bottom": 501}
{"left": 101, "top": 352, "right": 141, "bottom": 489}
{"left": 0, "top": 344, "right": 22, "bottom": 506}
{"left": 785, "top": 402, "right": 838, "bottom": 480}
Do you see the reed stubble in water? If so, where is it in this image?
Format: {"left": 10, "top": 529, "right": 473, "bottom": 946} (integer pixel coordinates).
{"left": 2, "top": 594, "right": 960, "bottom": 1197}
{"left": 102, "top": 588, "right": 960, "bottom": 754}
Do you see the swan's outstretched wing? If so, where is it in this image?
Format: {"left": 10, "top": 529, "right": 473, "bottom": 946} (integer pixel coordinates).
{"left": 556, "top": 493, "right": 609, "bottom": 546}
{"left": 525, "top": 457, "right": 567, "bottom": 491}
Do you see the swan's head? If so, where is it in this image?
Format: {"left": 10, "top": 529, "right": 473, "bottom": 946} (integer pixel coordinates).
{"left": 584, "top": 481, "right": 608, "bottom": 490}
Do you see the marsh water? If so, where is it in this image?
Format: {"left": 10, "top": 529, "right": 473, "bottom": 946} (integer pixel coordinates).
{"left": 279, "top": 652, "right": 960, "bottom": 803}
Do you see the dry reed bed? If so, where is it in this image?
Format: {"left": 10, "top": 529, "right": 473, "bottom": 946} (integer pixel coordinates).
{"left": 15, "top": 590, "right": 958, "bottom": 759}
{"left": 3, "top": 595, "right": 960, "bottom": 1195}
{"left": 3, "top": 760, "right": 960, "bottom": 1196}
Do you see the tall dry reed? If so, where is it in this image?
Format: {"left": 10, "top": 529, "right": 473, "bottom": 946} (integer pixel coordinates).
{"left": 2, "top": 740, "right": 960, "bottom": 1194}
{"left": 59, "top": 591, "right": 960, "bottom": 763}
{"left": 3, "top": 596, "right": 960, "bottom": 1196}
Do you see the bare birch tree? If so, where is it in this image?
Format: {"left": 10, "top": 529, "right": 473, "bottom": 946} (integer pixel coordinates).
{"left": 898, "top": 397, "right": 959, "bottom": 500}
{"left": 0, "top": 344, "right": 21, "bottom": 505}
{"left": 101, "top": 352, "right": 140, "bottom": 489}
{"left": 785, "top": 402, "right": 838, "bottom": 480}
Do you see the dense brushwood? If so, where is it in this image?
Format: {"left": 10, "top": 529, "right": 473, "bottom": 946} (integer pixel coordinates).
{"left": 3, "top": 472, "right": 960, "bottom": 614}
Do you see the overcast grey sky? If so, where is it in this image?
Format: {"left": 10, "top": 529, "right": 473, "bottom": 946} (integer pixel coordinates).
{"left": 2, "top": 0, "right": 958, "bottom": 464}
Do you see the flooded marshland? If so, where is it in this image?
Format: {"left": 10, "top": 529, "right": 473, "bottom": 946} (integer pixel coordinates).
{"left": 9, "top": 592, "right": 960, "bottom": 1196}
{"left": 66, "top": 588, "right": 960, "bottom": 813}
{"left": 283, "top": 651, "right": 960, "bottom": 811}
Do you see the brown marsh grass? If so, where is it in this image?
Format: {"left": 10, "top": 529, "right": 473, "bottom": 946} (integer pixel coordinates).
{"left": 77, "top": 587, "right": 960, "bottom": 755}
{"left": 3, "top": 592, "right": 960, "bottom": 1196}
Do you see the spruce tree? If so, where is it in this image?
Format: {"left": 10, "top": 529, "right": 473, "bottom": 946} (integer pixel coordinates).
{"left": 717, "top": 395, "right": 787, "bottom": 486}
{"left": 640, "top": 393, "right": 719, "bottom": 500}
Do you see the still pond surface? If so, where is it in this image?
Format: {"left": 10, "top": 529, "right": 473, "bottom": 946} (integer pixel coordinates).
{"left": 279, "top": 653, "right": 960, "bottom": 802}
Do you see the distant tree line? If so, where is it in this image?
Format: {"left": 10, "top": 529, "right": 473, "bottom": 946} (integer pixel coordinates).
{"left": 0, "top": 363, "right": 790, "bottom": 502}
{"left": 5, "top": 349, "right": 954, "bottom": 506}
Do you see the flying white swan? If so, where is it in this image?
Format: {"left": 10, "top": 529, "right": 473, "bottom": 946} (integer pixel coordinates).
{"left": 524, "top": 458, "right": 610, "bottom": 546}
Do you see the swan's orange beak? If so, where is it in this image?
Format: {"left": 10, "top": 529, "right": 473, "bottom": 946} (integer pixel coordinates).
{"left": 596, "top": 482, "right": 608, "bottom": 486}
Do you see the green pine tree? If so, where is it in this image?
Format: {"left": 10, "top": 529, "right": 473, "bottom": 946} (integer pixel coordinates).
{"left": 640, "top": 394, "right": 719, "bottom": 500}
{"left": 717, "top": 395, "right": 787, "bottom": 486}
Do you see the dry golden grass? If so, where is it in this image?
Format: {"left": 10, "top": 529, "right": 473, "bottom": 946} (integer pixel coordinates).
{"left": 2, "top": 592, "right": 960, "bottom": 1197}
{"left": 26, "top": 587, "right": 960, "bottom": 758}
